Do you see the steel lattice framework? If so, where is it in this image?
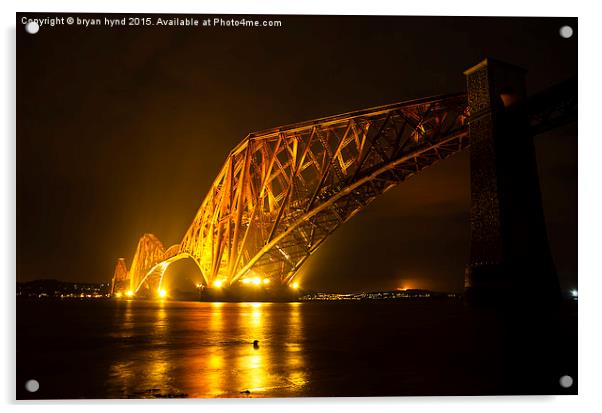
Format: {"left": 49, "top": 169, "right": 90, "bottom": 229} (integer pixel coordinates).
{"left": 181, "top": 93, "right": 469, "bottom": 288}
{"left": 110, "top": 258, "right": 129, "bottom": 294}
{"left": 113, "top": 93, "right": 470, "bottom": 295}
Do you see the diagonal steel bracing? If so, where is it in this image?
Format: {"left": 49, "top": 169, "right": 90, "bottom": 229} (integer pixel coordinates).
{"left": 110, "top": 76, "right": 576, "bottom": 295}
{"left": 114, "top": 93, "right": 469, "bottom": 293}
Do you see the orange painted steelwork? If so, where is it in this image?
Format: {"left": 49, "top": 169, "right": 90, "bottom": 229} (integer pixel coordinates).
{"left": 111, "top": 93, "right": 469, "bottom": 295}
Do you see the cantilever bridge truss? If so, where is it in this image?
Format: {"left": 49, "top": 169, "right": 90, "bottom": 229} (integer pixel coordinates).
{"left": 110, "top": 77, "right": 576, "bottom": 296}
{"left": 112, "top": 93, "right": 469, "bottom": 295}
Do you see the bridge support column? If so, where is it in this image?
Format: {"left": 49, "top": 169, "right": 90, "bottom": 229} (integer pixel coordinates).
{"left": 463, "top": 58, "right": 560, "bottom": 305}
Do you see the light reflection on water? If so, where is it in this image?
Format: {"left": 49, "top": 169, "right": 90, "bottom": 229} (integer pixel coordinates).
{"left": 107, "top": 301, "right": 307, "bottom": 398}
{"left": 20, "top": 299, "right": 566, "bottom": 398}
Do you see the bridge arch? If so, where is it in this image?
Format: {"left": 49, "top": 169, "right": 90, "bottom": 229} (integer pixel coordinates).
{"left": 110, "top": 66, "right": 576, "bottom": 297}
{"left": 133, "top": 252, "right": 208, "bottom": 296}
{"left": 178, "top": 94, "right": 469, "bottom": 288}
{"left": 113, "top": 93, "right": 470, "bottom": 294}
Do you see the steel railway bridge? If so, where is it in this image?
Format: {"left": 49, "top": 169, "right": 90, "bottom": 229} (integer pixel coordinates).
{"left": 111, "top": 58, "right": 576, "bottom": 301}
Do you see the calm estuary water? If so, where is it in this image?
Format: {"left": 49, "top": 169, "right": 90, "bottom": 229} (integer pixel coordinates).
{"left": 17, "top": 299, "right": 577, "bottom": 399}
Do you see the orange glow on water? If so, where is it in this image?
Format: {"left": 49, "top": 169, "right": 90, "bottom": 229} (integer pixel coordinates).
{"left": 107, "top": 301, "right": 309, "bottom": 397}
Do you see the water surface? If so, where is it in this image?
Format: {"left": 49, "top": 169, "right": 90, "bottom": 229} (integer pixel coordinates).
{"left": 17, "top": 299, "right": 577, "bottom": 398}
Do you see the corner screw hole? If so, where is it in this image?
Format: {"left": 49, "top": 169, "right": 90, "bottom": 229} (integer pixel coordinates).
{"left": 25, "top": 379, "right": 39, "bottom": 392}
{"left": 559, "top": 26, "right": 573, "bottom": 39}
{"left": 25, "top": 21, "right": 40, "bottom": 34}
{"left": 559, "top": 375, "right": 573, "bottom": 388}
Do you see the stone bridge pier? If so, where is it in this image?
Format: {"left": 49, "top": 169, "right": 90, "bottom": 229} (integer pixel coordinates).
{"left": 463, "top": 58, "right": 561, "bottom": 305}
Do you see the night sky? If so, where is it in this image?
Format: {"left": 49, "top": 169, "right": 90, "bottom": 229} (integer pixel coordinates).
{"left": 17, "top": 14, "right": 577, "bottom": 293}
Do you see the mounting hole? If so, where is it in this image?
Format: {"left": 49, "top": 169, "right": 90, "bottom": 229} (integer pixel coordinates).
{"left": 559, "top": 375, "right": 573, "bottom": 388}
{"left": 25, "top": 21, "right": 39, "bottom": 35}
{"left": 559, "top": 25, "right": 573, "bottom": 39}
{"left": 25, "top": 379, "right": 39, "bottom": 392}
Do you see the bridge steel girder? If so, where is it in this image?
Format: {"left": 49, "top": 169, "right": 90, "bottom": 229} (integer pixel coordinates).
{"left": 176, "top": 93, "right": 469, "bottom": 288}
{"left": 111, "top": 71, "right": 576, "bottom": 295}
{"left": 112, "top": 95, "right": 469, "bottom": 293}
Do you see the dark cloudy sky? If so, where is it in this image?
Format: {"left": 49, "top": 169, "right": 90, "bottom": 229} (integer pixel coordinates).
{"left": 17, "top": 14, "right": 577, "bottom": 292}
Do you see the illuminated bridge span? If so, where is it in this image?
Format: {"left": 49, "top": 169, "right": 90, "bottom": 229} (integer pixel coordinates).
{"left": 112, "top": 93, "right": 469, "bottom": 296}
{"left": 111, "top": 58, "right": 576, "bottom": 299}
